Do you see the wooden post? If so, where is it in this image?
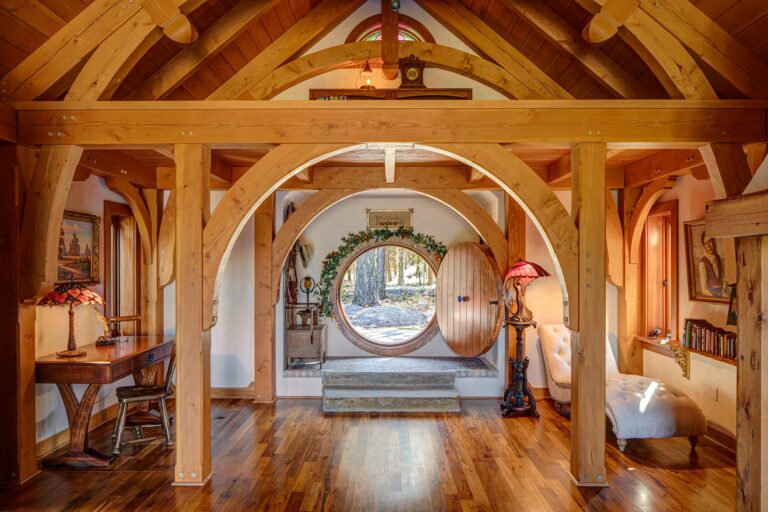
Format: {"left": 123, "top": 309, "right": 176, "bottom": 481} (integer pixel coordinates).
{"left": 174, "top": 144, "right": 212, "bottom": 487}
{"left": 735, "top": 235, "right": 768, "bottom": 511}
{"left": 505, "top": 197, "right": 525, "bottom": 386}
{"left": 254, "top": 194, "right": 275, "bottom": 403}
{"left": 617, "top": 188, "right": 642, "bottom": 374}
{"left": 0, "top": 145, "right": 21, "bottom": 485}
{"left": 141, "top": 189, "right": 163, "bottom": 335}
{"left": 381, "top": 0, "right": 400, "bottom": 80}
{"left": 570, "top": 142, "right": 608, "bottom": 487}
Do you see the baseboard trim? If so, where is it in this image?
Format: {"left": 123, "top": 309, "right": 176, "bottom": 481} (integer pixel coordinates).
{"left": 211, "top": 382, "right": 255, "bottom": 400}
{"left": 531, "top": 387, "right": 551, "bottom": 400}
{"left": 704, "top": 421, "right": 736, "bottom": 456}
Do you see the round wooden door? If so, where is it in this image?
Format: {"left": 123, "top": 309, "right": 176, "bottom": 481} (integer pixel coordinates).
{"left": 436, "top": 242, "right": 503, "bottom": 357}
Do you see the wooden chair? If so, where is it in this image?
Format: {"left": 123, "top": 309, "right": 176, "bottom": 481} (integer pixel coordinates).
{"left": 112, "top": 352, "right": 175, "bottom": 455}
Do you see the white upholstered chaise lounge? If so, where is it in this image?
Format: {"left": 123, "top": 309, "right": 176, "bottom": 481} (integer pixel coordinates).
{"left": 537, "top": 323, "right": 707, "bottom": 453}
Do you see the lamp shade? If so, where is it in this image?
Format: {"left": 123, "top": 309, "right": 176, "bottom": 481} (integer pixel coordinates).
{"left": 504, "top": 259, "right": 550, "bottom": 284}
{"left": 37, "top": 281, "right": 103, "bottom": 308}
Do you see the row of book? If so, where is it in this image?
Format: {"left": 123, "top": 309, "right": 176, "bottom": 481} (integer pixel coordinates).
{"left": 682, "top": 318, "right": 738, "bottom": 361}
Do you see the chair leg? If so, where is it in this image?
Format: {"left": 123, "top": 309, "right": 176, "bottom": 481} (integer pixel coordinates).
{"left": 689, "top": 435, "right": 699, "bottom": 453}
{"left": 159, "top": 398, "right": 174, "bottom": 446}
{"left": 617, "top": 438, "right": 627, "bottom": 453}
{"left": 113, "top": 402, "right": 129, "bottom": 456}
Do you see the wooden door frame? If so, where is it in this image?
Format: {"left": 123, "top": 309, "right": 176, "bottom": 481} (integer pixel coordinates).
{"left": 103, "top": 200, "right": 142, "bottom": 330}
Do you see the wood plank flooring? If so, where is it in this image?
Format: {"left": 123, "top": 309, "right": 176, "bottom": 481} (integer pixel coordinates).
{"left": 0, "top": 399, "right": 735, "bottom": 511}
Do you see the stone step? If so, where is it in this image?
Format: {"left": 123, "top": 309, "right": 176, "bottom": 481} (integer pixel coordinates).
{"left": 322, "top": 371, "right": 456, "bottom": 388}
{"left": 321, "top": 371, "right": 461, "bottom": 413}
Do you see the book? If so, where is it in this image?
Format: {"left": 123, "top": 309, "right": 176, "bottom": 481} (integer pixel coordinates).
{"left": 682, "top": 318, "right": 738, "bottom": 361}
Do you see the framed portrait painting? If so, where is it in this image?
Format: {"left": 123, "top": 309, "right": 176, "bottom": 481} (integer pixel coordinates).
{"left": 684, "top": 220, "right": 728, "bottom": 304}
{"left": 56, "top": 211, "right": 100, "bottom": 284}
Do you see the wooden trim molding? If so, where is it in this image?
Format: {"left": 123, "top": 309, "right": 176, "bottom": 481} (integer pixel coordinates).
{"left": 344, "top": 13, "right": 436, "bottom": 44}
{"left": 330, "top": 238, "right": 441, "bottom": 356}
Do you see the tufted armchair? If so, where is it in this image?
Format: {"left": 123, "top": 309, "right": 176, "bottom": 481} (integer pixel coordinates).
{"left": 538, "top": 324, "right": 707, "bottom": 453}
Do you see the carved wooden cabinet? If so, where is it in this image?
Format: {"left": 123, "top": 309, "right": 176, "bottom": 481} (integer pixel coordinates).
{"left": 286, "top": 324, "right": 327, "bottom": 367}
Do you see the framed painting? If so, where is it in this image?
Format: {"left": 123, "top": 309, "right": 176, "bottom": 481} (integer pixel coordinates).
{"left": 57, "top": 211, "right": 100, "bottom": 284}
{"left": 684, "top": 220, "right": 728, "bottom": 304}
{"left": 366, "top": 208, "right": 413, "bottom": 230}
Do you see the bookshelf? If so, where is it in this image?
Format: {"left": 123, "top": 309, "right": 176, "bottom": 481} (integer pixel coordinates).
{"left": 638, "top": 337, "right": 737, "bottom": 367}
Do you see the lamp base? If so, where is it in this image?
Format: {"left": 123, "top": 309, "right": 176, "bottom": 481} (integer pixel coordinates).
{"left": 56, "top": 348, "right": 86, "bottom": 358}
{"left": 500, "top": 320, "right": 539, "bottom": 419}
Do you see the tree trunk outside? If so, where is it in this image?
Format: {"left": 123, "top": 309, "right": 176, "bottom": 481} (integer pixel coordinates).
{"left": 377, "top": 248, "right": 386, "bottom": 298}
{"left": 398, "top": 248, "right": 405, "bottom": 285}
{"left": 353, "top": 251, "right": 380, "bottom": 307}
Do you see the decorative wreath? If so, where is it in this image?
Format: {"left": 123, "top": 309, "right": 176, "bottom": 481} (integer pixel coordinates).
{"left": 318, "top": 226, "right": 447, "bottom": 316}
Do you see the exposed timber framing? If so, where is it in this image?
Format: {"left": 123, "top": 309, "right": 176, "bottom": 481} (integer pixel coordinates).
{"left": 202, "top": 143, "right": 578, "bottom": 333}
{"left": 618, "top": 187, "right": 643, "bottom": 374}
{"left": 158, "top": 191, "right": 176, "bottom": 287}
{"left": 700, "top": 143, "right": 752, "bottom": 199}
{"left": 505, "top": 197, "right": 526, "bottom": 383}
{"left": 173, "top": 143, "right": 212, "bottom": 487}
{"left": 380, "top": 0, "right": 399, "bottom": 80}
{"left": 415, "top": 0, "right": 571, "bottom": 99}
{"left": 269, "top": 187, "right": 509, "bottom": 304}
{"left": 209, "top": 0, "right": 365, "bottom": 100}
{"left": 624, "top": 149, "right": 703, "bottom": 188}
{"left": 248, "top": 41, "right": 541, "bottom": 101}
{"left": 627, "top": 177, "right": 675, "bottom": 264}
{"left": 129, "top": 0, "right": 281, "bottom": 100}
{"left": 13, "top": 101, "right": 768, "bottom": 146}
{"left": 570, "top": 142, "right": 608, "bottom": 487}
{"left": 104, "top": 178, "right": 155, "bottom": 264}
{"left": 254, "top": 194, "right": 275, "bottom": 404}
{"left": 499, "top": 0, "right": 652, "bottom": 99}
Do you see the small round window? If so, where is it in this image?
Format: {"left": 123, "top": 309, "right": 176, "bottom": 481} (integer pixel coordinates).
{"left": 333, "top": 243, "right": 439, "bottom": 355}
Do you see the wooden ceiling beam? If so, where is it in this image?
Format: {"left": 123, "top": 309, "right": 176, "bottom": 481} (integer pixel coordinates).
{"left": 700, "top": 143, "right": 753, "bottom": 199}
{"left": 0, "top": 0, "right": 201, "bottom": 101}
{"left": 16, "top": 100, "right": 766, "bottom": 145}
{"left": 0, "top": 102, "right": 16, "bottom": 143}
{"left": 415, "top": 0, "right": 571, "bottom": 99}
{"left": 705, "top": 190, "right": 768, "bottom": 239}
{"left": 576, "top": 0, "right": 716, "bottom": 100}
{"left": 129, "top": 0, "right": 281, "bottom": 100}
{"left": 80, "top": 149, "right": 157, "bottom": 189}
{"left": 635, "top": 0, "right": 768, "bottom": 99}
{"left": 499, "top": 0, "right": 652, "bottom": 99}
{"left": 209, "top": 0, "right": 365, "bottom": 100}
{"left": 248, "top": 41, "right": 542, "bottom": 100}
{"left": 278, "top": 166, "right": 493, "bottom": 190}
{"left": 142, "top": 0, "right": 198, "bottom": 44}
{"left": 624, "top": 149, "right": 703, "bottom": 188}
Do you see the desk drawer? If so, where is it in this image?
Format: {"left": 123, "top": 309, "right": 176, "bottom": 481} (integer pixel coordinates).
{"left": 131, "top": 343, "right": 174, "bottom": 372}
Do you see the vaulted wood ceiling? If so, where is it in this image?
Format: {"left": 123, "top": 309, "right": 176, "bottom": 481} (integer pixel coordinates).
{"left": 3, "top": 0, "right": 768, "bottom": 101}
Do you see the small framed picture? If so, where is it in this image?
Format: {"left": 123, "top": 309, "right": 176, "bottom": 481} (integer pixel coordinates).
{"left": 684, "top": 220, "right": 729, "bottom": 304}
{"left": 57, "top": 211, "right": 100, "bottom": 284}
{"left": 366, "top": 208, "right": 413, "bottom": 230}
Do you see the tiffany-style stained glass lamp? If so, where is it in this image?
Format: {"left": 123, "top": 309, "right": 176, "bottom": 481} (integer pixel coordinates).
{"left": 501, "top": 259, "right": 550, "bottom": 418}
{"left": 37, "top": 282, "right": 104, "bottom": 357}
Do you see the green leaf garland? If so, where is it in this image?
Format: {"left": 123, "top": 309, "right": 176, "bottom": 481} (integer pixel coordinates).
{"left": 317, "top": 227, "right": 447, "bottom": 317}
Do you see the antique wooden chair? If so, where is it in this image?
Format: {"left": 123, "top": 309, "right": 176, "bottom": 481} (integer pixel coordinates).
{"left": 112, "top": 351, "right": 175, "bottom": 455}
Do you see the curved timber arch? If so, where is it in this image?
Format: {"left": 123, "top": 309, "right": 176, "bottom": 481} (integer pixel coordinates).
{"left": 271, "top": 187, "right": 509, "bottom": 304}
{"left": 202, "top": 143, "right": 578, "bottom": 331}
{"left": 246, "top": 41, "right": 572, "bottom": 100}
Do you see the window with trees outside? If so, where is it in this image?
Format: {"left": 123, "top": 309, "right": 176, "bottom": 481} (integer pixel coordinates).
{"left": 642, "top": 200, "right": 678, "bottom": 340}
{"left": 339, "top": 245, "right": 436, "bottom": 348}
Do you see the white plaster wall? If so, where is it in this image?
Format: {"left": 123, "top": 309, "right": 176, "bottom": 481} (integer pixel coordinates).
{"left": 35, "top": 176, "right": 129, "bottom": 442}
{"left": 641, "top": 175, "right": 737, "bottom": 434}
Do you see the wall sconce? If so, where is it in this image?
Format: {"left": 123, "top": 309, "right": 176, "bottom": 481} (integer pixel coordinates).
{"left": 359, "top": 61, "right": 375, "bottom": 89}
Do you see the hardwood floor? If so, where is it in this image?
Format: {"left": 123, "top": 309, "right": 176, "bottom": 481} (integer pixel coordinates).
{"left": 0, "top": 399, "right": 735, "bottom": 511}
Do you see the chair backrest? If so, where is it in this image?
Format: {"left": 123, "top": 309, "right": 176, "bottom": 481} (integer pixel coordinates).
{"left": 537, "top": 323, "right": 620, "bottom": 380}
{"left": 164, "top": 347, "right": 176, "bottom": 394}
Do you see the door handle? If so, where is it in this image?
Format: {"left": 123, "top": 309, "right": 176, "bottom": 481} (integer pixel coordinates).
{"left": 489, "top": 300, "right": 499, "bottom": 305}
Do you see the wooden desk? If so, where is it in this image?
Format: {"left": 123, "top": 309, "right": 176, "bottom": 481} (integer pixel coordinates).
{"left": 35, "top": 336, "right": 174, "bottom": 467}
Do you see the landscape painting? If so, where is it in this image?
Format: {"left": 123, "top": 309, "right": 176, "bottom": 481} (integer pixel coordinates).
{"left": 57, "top": 211, "right": 100, "bottom": 284}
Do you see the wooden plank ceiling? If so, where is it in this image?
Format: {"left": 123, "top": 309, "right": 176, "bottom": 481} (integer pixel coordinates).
{"left": 4, "top": 0, "right": 768, "bottom": 100}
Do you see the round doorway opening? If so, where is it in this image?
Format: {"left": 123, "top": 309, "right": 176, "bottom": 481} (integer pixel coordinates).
{"left": 339, "top": 245, "right": 437, "bottom": 351}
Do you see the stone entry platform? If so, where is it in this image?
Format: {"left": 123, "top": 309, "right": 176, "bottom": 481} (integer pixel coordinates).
{"left": 285, "top": 356, "right": 498, "bottom": 378}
